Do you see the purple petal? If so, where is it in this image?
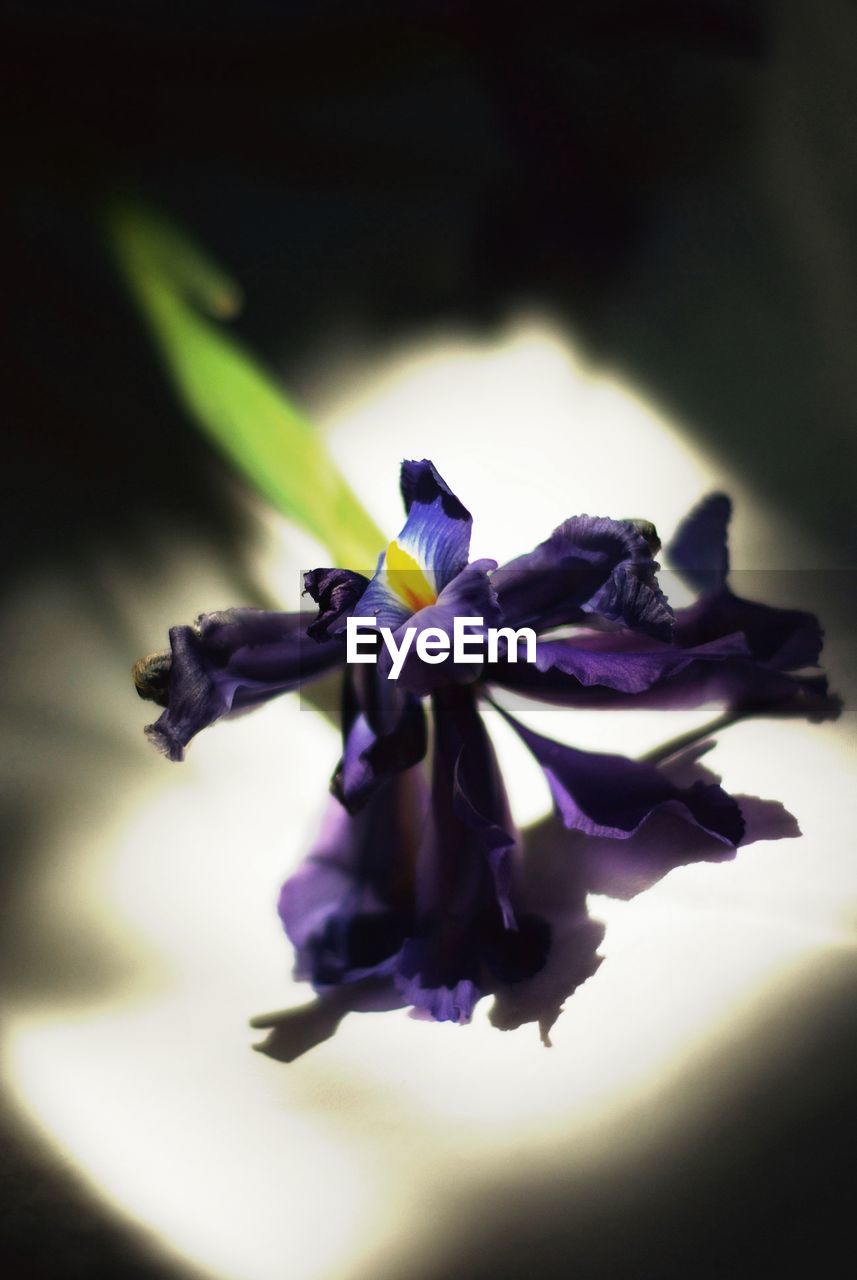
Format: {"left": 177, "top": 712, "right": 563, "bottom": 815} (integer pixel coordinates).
{"left": 533, "top": 630, "right": 748, "bottom": 692}
{"left": 666, "top": 494, "right": 827, "bottom": 689}
{"left": 304, "top": 568, "right": 370, "bottom": 641}
{"left": 333, "top": 676, "right": 427, "bottom": 813}
{"left": 277, "top": 686, "right": 547, "bottom": 1025}
{"left": 498, "top": 707, "right": 745, "bottom": 846}
{"left": 674, "top": 587, "right": 823, "bottom": 671}
{"left": 384, "top": 690, "right": 546, "bottom": 1021}
{"left": 667, "top": 493, "right": 732, "bottom": 592}
{"left": 440, "top": 685, "right": 518, "bottom": 928}
{"left": 388, "top": 559, "right": 501, "bottom": 695}
{"left": 501, "top": 659, "right": 836, "bottom": 719}
{"left": 143, "top": 609, "right": 341, "bottom": 761}
{"left": 582, "top": 559, "right": 673, "bottom": 639}
{"left": 485, "top": 617, "right": 836, "bottom": 718}
{"left": 278, "top": 769, "right": 427, "bottom": 989}
{"left": 485, "top": 627, "right": 749, "bottom": 703}
{"left": 395, "top": 961, "right": 482, "bottom": 1024}
{"left": 493, "top": 515, "right": 672, "bottom": 639}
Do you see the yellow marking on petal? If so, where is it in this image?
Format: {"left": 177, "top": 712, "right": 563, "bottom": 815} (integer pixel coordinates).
{"left": 384, "top": 539, "right": 437, "bottom": 612}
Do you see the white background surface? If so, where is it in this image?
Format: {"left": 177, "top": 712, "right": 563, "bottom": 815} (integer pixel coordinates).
{"left": 5, "top": 320, "right": 855, "bottom": 1280}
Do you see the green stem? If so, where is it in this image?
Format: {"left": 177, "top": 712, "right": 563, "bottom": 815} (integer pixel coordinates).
{"left": 640, "top": 709, "right": 748, "bottom": 766}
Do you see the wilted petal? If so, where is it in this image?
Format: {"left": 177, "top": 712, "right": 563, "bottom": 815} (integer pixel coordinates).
{"left": 667, "top": 493, "right": 824, "bottom": 672}
{"left": 392, "top": 690, "right": 547, "bottom": 1022}
{"left": 498, "top": 707, "right": 745, "bottom": 846}
{"left": 674, "top": 588, "right": 823, "bottom": 671}
{"left": 443, "top": 685, "right": 518, "bottom": 927}
{"left": 303, "top": 568, "right": 370, "bottom": 641}
{"left": 486, "top": 612, "right": 834, "bottom": 719}
{"left": 333, "top": 673, "right": 427, "bottom": 813}
{"left": 143, "top": 609, "right": 341, "bottom": 760}
{"left": 278, "top": 769, "right": 426, "bottom": 990}
{"left": 493, "top": 515, "right": 672, "bottom": 638}
{"left": 582, "top": 559, "right": 673, "bottom": 639}
{"left": 488, "top": 628, "right": 748, "bottom": 698}
{"left": 667, "top": 492, "right": 732, "bottom": 592}
{"left": 498, "top": 658, "right": 837, "bottom": 720}
{"left": 395, "top": 962, "right": 482, "bottom": 1025}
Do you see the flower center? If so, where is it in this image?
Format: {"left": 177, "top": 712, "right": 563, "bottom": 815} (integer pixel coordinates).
{"left": 384, "top": 539, "right": 438, "bottom": 612}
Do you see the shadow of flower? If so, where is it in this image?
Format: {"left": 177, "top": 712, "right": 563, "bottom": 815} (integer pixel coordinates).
{"left": 489, "top": 741, "right": 799, "bottom": 1043}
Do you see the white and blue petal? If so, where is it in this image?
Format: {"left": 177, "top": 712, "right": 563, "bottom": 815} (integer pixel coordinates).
{"left": 358, "top": 459, "right": 473, "bottom": 625}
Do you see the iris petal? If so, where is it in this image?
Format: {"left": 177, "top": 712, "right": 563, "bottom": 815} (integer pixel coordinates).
{"left": 303, "top": 568, "right": 370, "bottom": 641}
{"left": 668, "top": 493, "right": 823, "bottom": 668}
{"left": 486, "top": 629, "right": 749, "bottom": 699}
{"left": 667, "top": 492, "right": 732, "bottom": 593}
{"left": 388, "top": 559, "right": 501, "bottom": 695}
{"left": 358, "top": 460, "right": 472, "bottom": 625}
{"left": 395, "top": 964, "right": 482, "bottom": 1024}
{"left": 493, "top": 657, "right": 836, "bottom": 717}
{"left": 441, "top": 686, "right": 518, "bottom": 928}
{"left": 498, "top": 707, "right": 745, "bottom": 846}
{"left": 278, "top": 769, "right": 427, "bottom": 991}
{"left": 494, "top": 514, "right": 672, "bottom": 638}
{"left": 391, "top": 689, "right": 547, "bottom": 1022}
{"left": 663, "top": 492, "right": 830, "bottom": 711}
{"left": 333, "top": 673, "right": 427, "bottom": 813}
{"left": 398, "top": 458, "right": 472, "bottom": 589}
{"left": 674, "top": 589, "right": 823, "bottom": 671}
{"left": 144, "top": 609, "right": 341, "bottom": 761}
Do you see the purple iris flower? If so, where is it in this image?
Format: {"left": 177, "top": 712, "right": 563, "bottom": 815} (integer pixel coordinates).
{"left": 134, "top": 461, "right": 834, "bottom": 1050}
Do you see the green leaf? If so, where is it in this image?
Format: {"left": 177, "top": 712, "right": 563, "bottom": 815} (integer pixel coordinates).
{"left": 106, "top": 202, "right": 384, "bottom": 569}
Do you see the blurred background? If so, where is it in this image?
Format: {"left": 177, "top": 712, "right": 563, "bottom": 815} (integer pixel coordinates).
{"left": 3, "top": 2, "right": 857, "bottom": 1278}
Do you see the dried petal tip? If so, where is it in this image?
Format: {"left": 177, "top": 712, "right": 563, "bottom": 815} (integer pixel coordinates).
{"left": 133, "top": 650, "right": 172, "bottom": 706}
{"left": 625, "top": 519, "right": 661, "bottom": 554}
